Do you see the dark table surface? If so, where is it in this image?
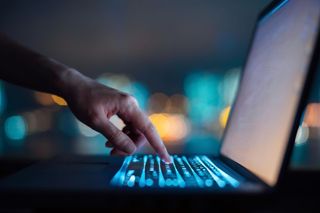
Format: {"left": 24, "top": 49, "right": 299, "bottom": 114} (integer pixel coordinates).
{"left": 0, "top": 157, "right": 319, "bottom": 212}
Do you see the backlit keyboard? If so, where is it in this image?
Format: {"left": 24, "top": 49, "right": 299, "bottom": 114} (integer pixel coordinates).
{"left": 110, "top": 155, "right": 240, "bottom": 188}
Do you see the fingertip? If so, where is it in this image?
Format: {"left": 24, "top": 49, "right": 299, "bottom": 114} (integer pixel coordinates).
{"left": 126, "top": 143, "right": 137, "bottom": 154}
{"left": 160, "top": 151, "right": 172, "bottom": 164}
{"left": 111, "top": 148, "right": 129, "bottom": 156}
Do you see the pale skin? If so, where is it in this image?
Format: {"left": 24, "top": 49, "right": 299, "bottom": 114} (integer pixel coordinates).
{"left": 0, "top": 33, "right": 171, "bottom": 163}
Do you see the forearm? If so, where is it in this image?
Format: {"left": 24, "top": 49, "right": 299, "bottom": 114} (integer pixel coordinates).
{"left": 0, "top": 33, "right": 82, "bottom": 98}
{"left": 0, "top": 34, "right": 171, "bottom": 161}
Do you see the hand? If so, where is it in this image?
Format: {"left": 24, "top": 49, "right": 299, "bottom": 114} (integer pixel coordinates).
{"left": 61, "top": 70, "right": 171, "bottom": 163}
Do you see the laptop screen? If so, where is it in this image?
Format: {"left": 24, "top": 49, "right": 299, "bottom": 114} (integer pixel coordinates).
{"left": 221, "top": 0, "right": 320, "bottom": 186}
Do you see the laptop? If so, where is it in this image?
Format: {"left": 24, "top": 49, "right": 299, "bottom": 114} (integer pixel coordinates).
{"left": 0, "top": 0, "right": 320, "bottom": 194}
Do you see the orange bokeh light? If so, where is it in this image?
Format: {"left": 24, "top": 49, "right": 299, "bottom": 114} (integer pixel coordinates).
{"left": 149, "top": 113, "right": 189, "bottom": 143}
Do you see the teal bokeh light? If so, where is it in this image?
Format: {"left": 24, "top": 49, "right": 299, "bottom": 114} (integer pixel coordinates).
{"left": 184, "top": 72, "right": 224, "bottom": 125}
{"left": 4, "top": 115, "right": 27, "bottom": 141}
{"left": 127, "top": 82, "right": 149, "bottom": 110}
{"left": 0, "top": 81, "right": 7, "bottom": 114}
{"left": 220, "top": 69, "right": 241, "bottom": 106}
{"left": 97, "top": 75, "right": 149, "bottom": 110}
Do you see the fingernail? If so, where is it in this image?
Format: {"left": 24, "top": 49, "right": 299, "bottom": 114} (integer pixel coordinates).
{"left": 125, "top": 144, "right": 136, "bottom": 154}
{"left": 161, "top": 156, "right": 172, "bottom": 164}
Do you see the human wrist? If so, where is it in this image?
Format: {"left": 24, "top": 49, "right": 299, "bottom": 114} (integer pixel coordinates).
{"left": 52, "top": 62, "right": 92, "bottom": 101}
{"left": 44, "top": 58, "right": 80, "bottom": 99}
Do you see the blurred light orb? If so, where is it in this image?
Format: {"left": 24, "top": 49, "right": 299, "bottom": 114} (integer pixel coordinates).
{"left": 184, "top": 72, "right": 223, "bottom": 125}
{"left": 167, "top": 94, "right": 188, "bottom": 114}
{"left": 0, "top": 81, "right": 6, "bottom": 114}
{"left": 77, "top": 115, "right": 125, "bottom": 138}
{"left": 110, "top": 115, "right": 125, "bottom": 130}
{"left": 303, "top": 103, "right": 320, "bottom": 127}
{"left": 149, "top": 113, "right": 189, "bottom": 142}
{"left": 149, "top": 113, "right": 169, "bottom": 138}
{"left": 148, "top": 93, "right": 169, "bottom": 113}
{"left": 97, "top": 74, "right": 131, "bottom": 91}
{"left": 34, "top": 92, "right": 54, "bottom": 106}
{"left": 4, "top": 115, "right": 27, "bottom": 141}
{"left": 220, "top": 68, "right": 241, "bottom": 106}
{"left": 295, "top": 123, "right": 309, "bottom": 146}
{"left": 51, "top": 95, "right": 67, "bottom": 106}
{"left": 23, "top": 109, "right": 52, "bottom": 135}
{"left": 97, "top": 74, "right": 149, "bottom": 110}
{"left": 129, "top": 82, "right": 149, "bottom": 110}
{"left": 219, "top": 106, "right": 231, "bottom": 129}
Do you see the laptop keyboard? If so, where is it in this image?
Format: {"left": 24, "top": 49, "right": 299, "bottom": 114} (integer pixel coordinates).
{"left": 111, "top": 155, "right": 240, "bottom": 188}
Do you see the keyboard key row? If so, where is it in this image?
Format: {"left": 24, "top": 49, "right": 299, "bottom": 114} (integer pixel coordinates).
{"left": 110, "top": 155, "right": 240, "bottom": 188}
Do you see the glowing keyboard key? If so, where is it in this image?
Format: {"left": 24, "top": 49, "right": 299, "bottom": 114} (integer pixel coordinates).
{"left": 127, "top": 175, "right": 136, "bottom": 187}
{"left": 146, "top": 179, "right": 154, "bottom": 187}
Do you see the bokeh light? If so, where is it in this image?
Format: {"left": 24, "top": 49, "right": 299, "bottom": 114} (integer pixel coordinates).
{"left": 22, "top": 109, "right": 53, "bottom": 135}
{"left": 75, "top": 135, "right": 110, "bottom": 155}
{"left": 219, "top": 106, "right": 231, "bottom": 129}
{"left": 4, "top": 115, "right": 27, "bottom": 141}
{"left": 97, "top": 74, "right": 149, "bottom": 110}
{"left": 51, "top": 95, "right": 68, "bottom": 106}
{"left": 0, "top": 81, "right": 6, "bottom": 114}
{"left": 149, "top": 113, "right": 189, "bottom": 142}
{"left": 166, "top": 94, "right": 188, "bottom": 114}
{"left": 110, "top": 115, "right": 125, "bottom": 130}
{"left": 76, "top": 115, "right": 125, "bottom": 138}
{"left": 77, "top": 121, "right": 100, "bottom": 137}
{"left": 148, "top": 93, "right": 169, "bottom": 113}
{"left": 125, "top": 82, "right": 149, "bottom": 110}
{"left": 97, "top": 74, "right": 131, "bottom": 90}
{"left": 34, "top": 92, "right": 54, "bottom": 106}
{"left": 295, "top": 123, "right": 309, "bottom": 146}
{"left": 220, "top": 68, "right": 241, "bottom": 106}
{"left": 303, "top": 103, "right": 320, "bottom": 127}
{"left": 184, "top": 71, "right": 223, "bottom": 126}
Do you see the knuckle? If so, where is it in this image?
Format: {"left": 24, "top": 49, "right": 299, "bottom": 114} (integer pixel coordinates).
{"left": 88, "top": 110, "right": 100, "bottom": 126}
{"left": 121, "top": 93, "right": 138, "bottom": 107}
{"left": 109, "top": 129, "right": 122, "bottom": 142}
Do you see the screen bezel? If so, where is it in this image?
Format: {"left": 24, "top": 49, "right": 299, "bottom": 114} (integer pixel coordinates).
{"left": 218, "top": 0, "right": 320, "bottom": 187}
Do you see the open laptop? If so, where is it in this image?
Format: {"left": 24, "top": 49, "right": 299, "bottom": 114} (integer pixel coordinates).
{"left": 0, "top": 0, "right": 320, "bottom": 194}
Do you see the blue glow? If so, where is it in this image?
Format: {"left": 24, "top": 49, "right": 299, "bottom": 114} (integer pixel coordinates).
{"left": 202, "top": 156, "right": 240, "bottom": 188}
{"left": 172, "top": 179, "right": 179, "bottom": 187}
{"left": 182, "top": 156, "right": 204, "bottom": 187}
{"left": 4, "top": 115, "right": 27, "bottom": 141}
{"left": 171, "top": 156, "right": 186, "bottom": 188}
{"left": 127, "top": 175, "right": 136, "bottom": 187}
{"left": 184, "top": 72, "right": 223, "bottom": 125}
{"left": 0, "top": 82, "right": 6, "bottom": 114}
{"left": 221, "top": 69, "right": 241, "bottom": 105}
{"left": 111, "top": 155, "right": 240, "bottom": 188}
{"left": 110, "top": 156, "right": 132, "bottom": 186}
{"left": 196, "top": 156, "right": 226, "bottom": 188}
{"left": 165, "top": 178, "right": 173, "bottom": 186}
{"left": 205, "top": 179, "right": 213, "bottom": 187}
{"left": 138, "top": 155, "right": 147, "bottom": 187}
{"left": 156, "top": 156, "right": 166, "bottom": 187}
{"left": 145, "top": 179, "right": 154, "bottom": 187}
{"left": 260, "top": 0, "right": 288, "bottom": 23}
{"left": 129, "top": 82, "right": 149, "bottom": 110}
{"left": 97, "top": 76, "right": 149, "bottom": 110}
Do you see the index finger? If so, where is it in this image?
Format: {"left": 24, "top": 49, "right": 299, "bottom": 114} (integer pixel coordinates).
{"left": 119, "top": 106, "right": 171, "bottom": 163}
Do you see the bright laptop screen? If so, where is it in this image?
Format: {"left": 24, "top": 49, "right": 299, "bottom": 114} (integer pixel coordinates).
{"left": 221, "top": 0, "right": 320, "bottom": 186}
